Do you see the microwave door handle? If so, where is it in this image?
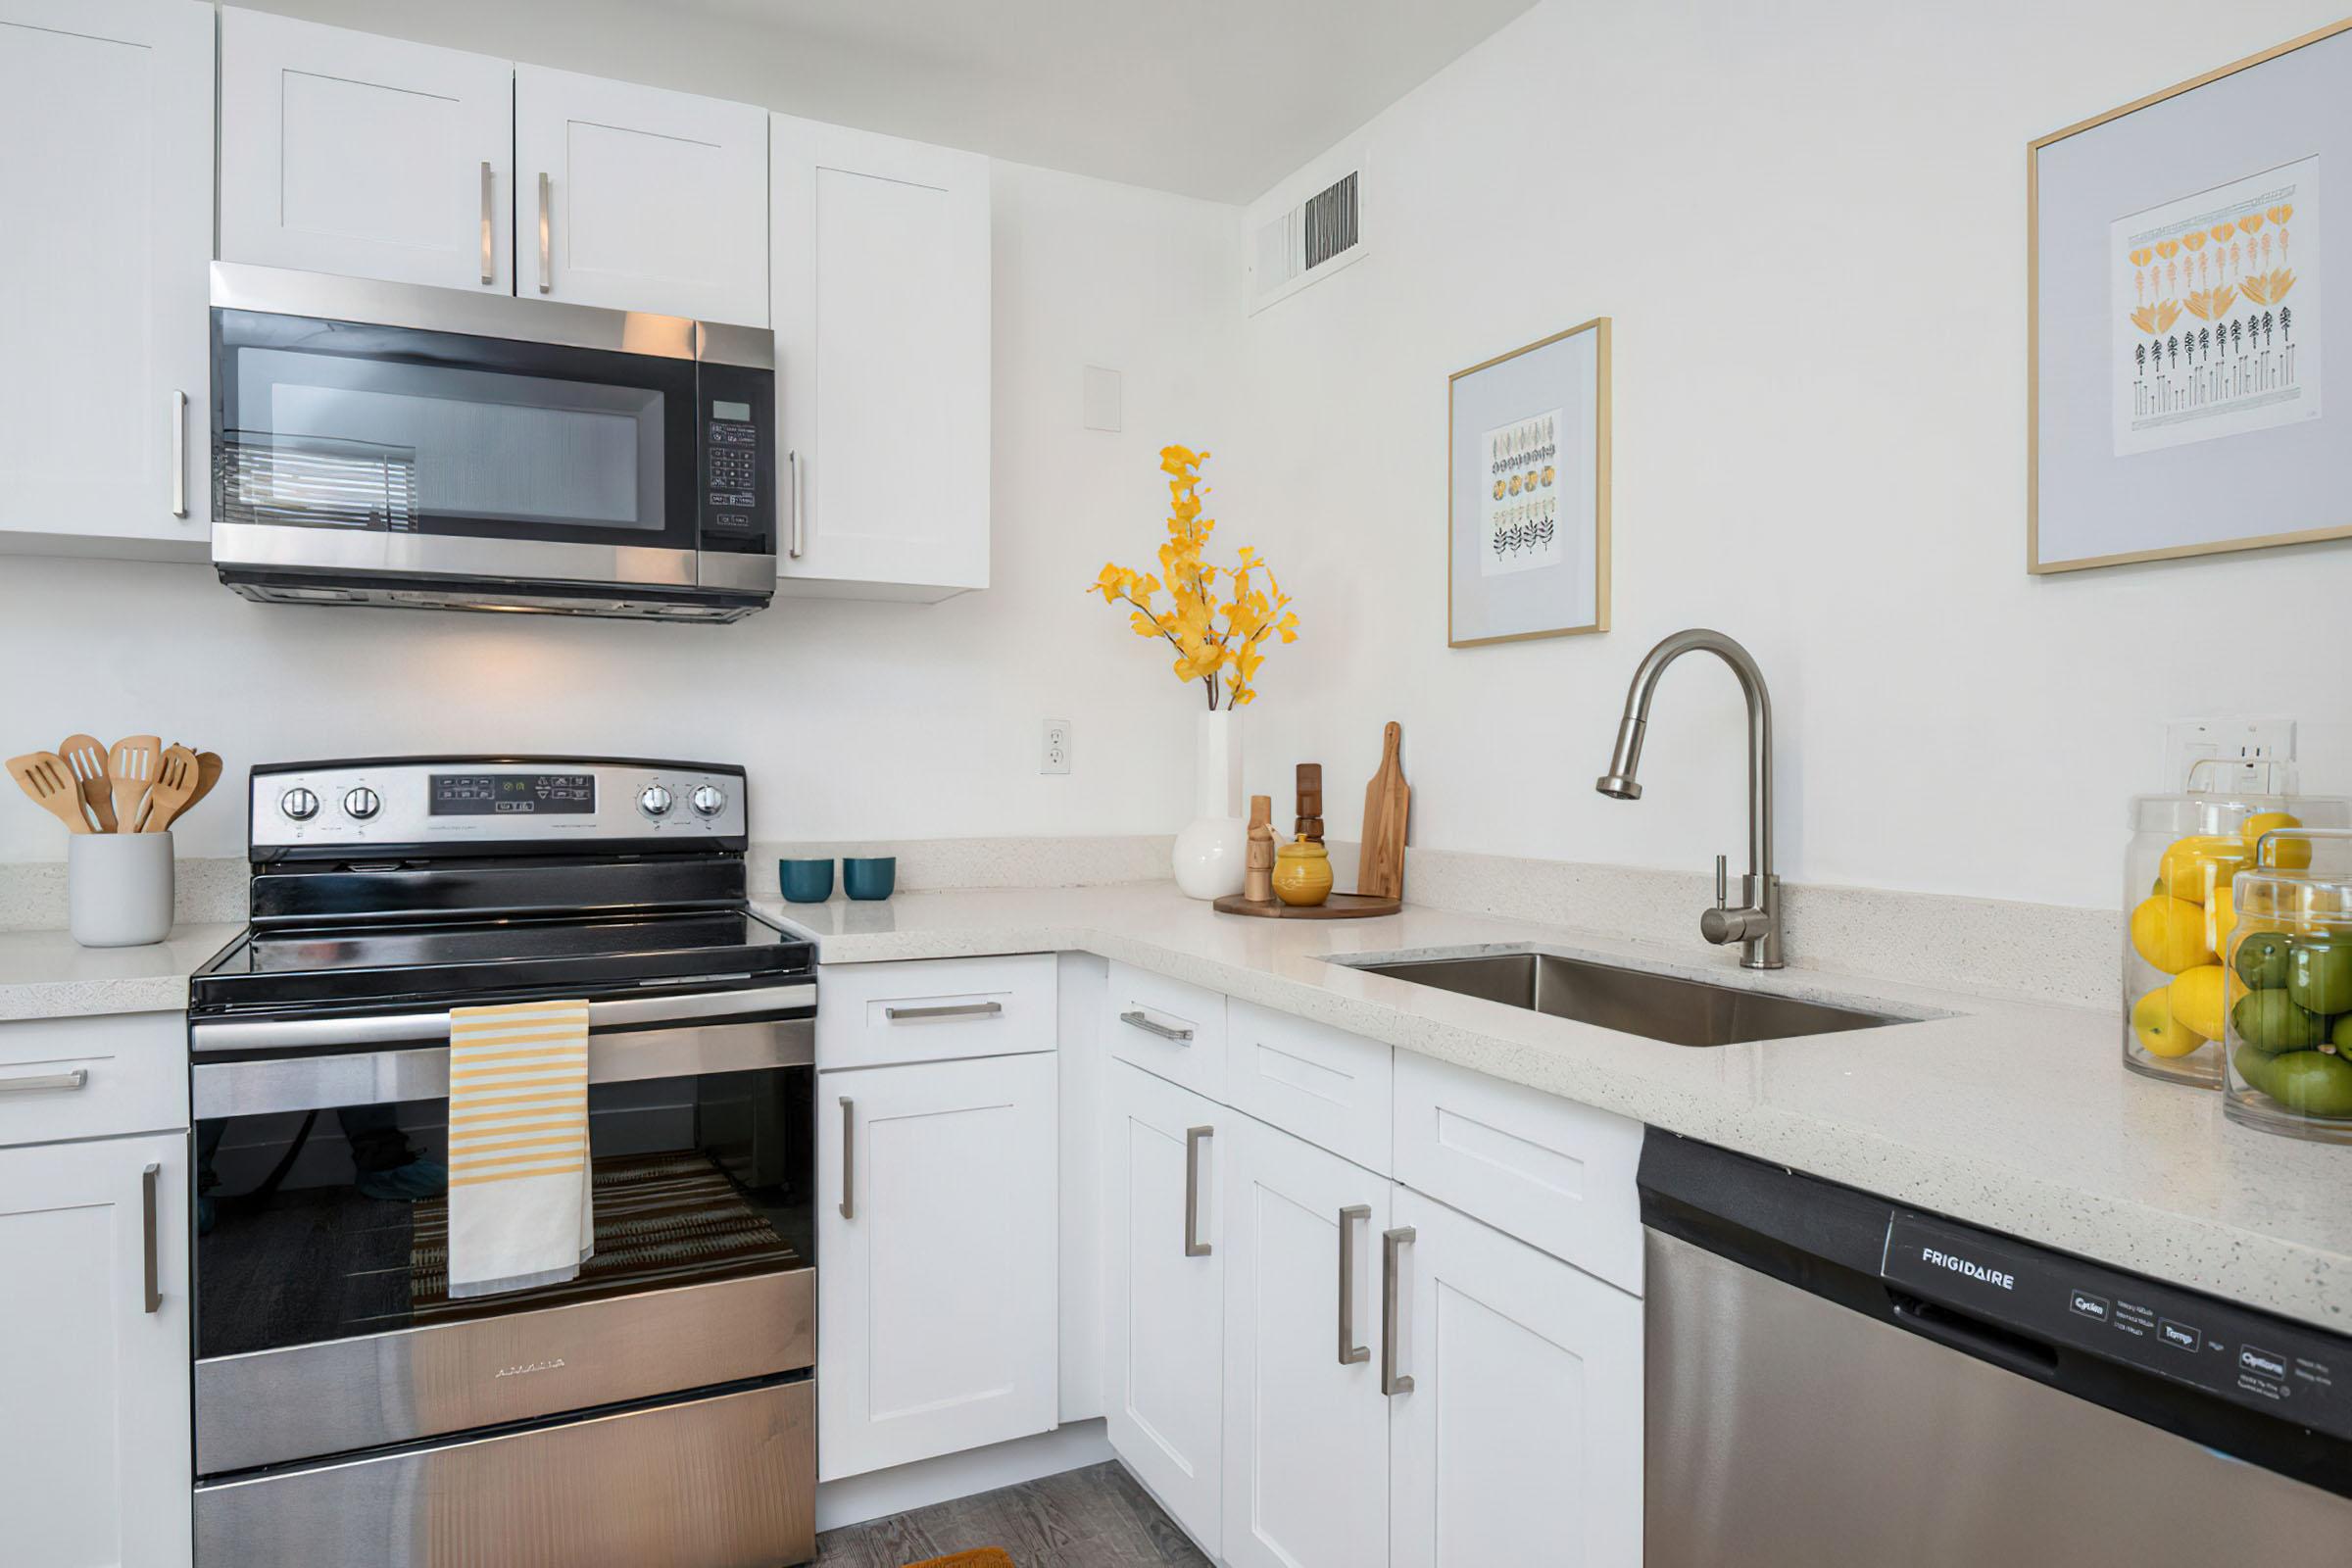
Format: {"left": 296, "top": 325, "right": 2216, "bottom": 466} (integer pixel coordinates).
{"left": 537, "top": 172, "right": 553, "bottom": 295}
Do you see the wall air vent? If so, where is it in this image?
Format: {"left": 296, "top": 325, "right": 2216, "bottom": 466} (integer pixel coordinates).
{"left": 1246, "top": 146, "right": 1368, "bottom": 315}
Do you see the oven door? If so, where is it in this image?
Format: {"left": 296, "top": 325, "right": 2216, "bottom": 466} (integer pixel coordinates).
{"left": 189, "top": 992, "right": 814, "bottom": 1478}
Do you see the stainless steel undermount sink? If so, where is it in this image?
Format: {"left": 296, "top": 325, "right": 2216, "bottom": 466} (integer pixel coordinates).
{"left": 1344, "top": 951, "right": 1908, "bottom": 1048}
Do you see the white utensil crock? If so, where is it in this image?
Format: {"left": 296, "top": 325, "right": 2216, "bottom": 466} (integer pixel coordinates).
{"left": 69, "top": 831, "right": 174, "bottom": 948}
{"left": 1173, "top": 710, "right": 1247, "bottom": 900}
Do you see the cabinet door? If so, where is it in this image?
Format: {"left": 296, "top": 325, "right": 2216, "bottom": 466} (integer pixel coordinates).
{"left": 220, "top": 9, "right": 514, "bottom": 291}
{"left": 1221, "top": 1116, "right": 1391, "bottom": 1568}
{"left": 1103, "top": 1062, "right": 1223, "bottom": 1551}
{"left": 1389, "top": 1187, "right": 1642, "bottom": 1568}
{"left": 0, "top": 1134, "right": 191, "bottom": 1568}
{"left": 771, "top": 115, "right": 990, "bottom": 597}
{"left": 515, "top": 66, "right": 768, "bottom": 325}
{"left": 0, "top": 0, "right": 212, "bottom": 558}
{"left": 818, "top": 1054, "right": 1057, "bottom": 1480}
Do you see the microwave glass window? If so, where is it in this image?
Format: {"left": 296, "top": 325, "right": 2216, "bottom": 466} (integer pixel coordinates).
{"left": 228, "top": 348, "right": 663, "bottom": 531}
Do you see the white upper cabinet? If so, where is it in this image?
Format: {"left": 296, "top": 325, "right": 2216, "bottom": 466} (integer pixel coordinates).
{"left": 516, "top": 66, "right": 769, "bottom": 325}
{"left": 219, "top": 9, "right": 514, "bottom": 292}
{"left": 0, "top": 0, "right": 212, "bottom": 561}
{"left": 771, "top": 115, "right": 991, "bottom": 599}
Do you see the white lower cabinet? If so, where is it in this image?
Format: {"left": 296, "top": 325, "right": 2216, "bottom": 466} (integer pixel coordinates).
{"left": 0, "top": 1132, "right": 191, "bottom": 1568}
{"left": 1103, "top": 1061, "right": 1226, "bottom": 1549}
{"left": 1389, "top": 1186, "right": 1643, "bottom": 1567}
{"left": 818, "top": 1052, "right": 1058, "bottom": 1481}
{"left": 1220, "top": 1115, "right": 1391, "bottom": 1568}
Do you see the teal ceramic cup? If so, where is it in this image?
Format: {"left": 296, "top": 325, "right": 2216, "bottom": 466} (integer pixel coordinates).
{"left": 842, "top": 857, "right": 897, "bottom": 901}
{"left": 778, "top": 858, "right": 835, "bottom": 903}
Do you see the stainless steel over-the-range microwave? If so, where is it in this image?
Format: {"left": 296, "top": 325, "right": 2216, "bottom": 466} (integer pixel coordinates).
{"left": 208, "top": 262, "right": 777, "bottom": 622}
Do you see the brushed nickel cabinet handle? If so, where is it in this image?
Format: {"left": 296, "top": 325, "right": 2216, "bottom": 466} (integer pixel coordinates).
{"left": 1183, "top": 1125, "right": 1213, "bottom": 1257}
{"left": 479, "top": 161, "right": 495, "bottom": 285}
{"left": 536, "top": 172, "right": 553, "bottom": 294}
{"left": 884, "top": 1001, "right": 1003, "bottom": 1021}
{"left": 786, "top": 450, "right": 802, "bottom": 560}
{"left": 0, "top": 1068, "right": 88, "bottom": 1094}
{"left": 170, "top": 390, "right": 188, "bottom": 518}
{"left": 1381, "top": 1225, "right": 1415, "bottom": 1395}
{"left": 838, "top": 1097, "right": 855, "bottom": 1219}
{"left": 140, "top": 1162, "right": 162, "bottom": 1314}
{"left": 1120, "top": 1009, "right": 1194, "bottom": 1044}
{"left": 1338, "top": 1204, "right": 1371, "bottom": 1365}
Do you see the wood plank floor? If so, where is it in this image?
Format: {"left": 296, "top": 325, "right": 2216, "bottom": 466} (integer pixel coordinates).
{"left": 814, "top": 1460, "right": 1212, "bottom": 1568}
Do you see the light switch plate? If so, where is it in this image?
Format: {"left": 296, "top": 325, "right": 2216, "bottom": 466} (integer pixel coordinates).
{"left": 2165, "top": 716, "right": 2295, "bottom": 792}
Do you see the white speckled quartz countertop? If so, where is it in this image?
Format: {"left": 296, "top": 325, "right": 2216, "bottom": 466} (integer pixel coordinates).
{"left": 761, "top": 882, "right": 2350, "bottom": 1332}
{"left": 0, "top": 923, "right": 242, "bottom": 1021}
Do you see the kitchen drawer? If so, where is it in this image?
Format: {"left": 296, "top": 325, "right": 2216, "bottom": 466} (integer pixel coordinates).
{"left": 816, "top": 955, "right": 1055, "bottom": 1069}
{"left": 1223, "top": 1000, "right": 1392, "bottom": 1174}
{"left": 1105, "top": 961, "right": 1226, "bottom": 1101}
{"left": 1392, "top": 1050, "right": 1642, "bottom": 1295}
{"left": 0, "top": 1012, "right": 188, "bottom": 1150}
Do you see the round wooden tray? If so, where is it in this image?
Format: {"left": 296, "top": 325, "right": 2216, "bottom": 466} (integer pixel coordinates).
{"left": 1213, "top": 891, "right": 1401, "bottom": 920}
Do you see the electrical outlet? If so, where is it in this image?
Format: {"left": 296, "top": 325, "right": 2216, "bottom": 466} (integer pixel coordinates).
{"left": 1042, "top": 719, "right": 1072, "bottom": 775}
{"left": 2165, "top": 716, "right": 2296, "bottom": 792}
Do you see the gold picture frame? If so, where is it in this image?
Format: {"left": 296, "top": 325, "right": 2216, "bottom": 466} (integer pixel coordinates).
{"left": 2029, "top": 20, "right": 2351, "bottom": 573}
{"left": 1447, "top": 318, "right": 1612, "bottom": 646}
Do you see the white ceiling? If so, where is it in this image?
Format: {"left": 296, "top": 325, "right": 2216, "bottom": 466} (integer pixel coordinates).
{"left": 255, "top": 0, "right": 1541, "bottom": 203}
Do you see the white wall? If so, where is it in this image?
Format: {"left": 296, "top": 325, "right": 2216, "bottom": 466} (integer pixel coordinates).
{"left": 1227, "top": 0, "right": 2352, "bottom": 910}
{"left": 0, "top": 158, "right": 1239, "bottom": 861}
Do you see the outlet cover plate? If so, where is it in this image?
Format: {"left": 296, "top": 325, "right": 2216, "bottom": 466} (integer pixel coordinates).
{"left": 2165, "top": 716, "right": 2295, "bottom": 792}
{"left": 1042, "top": 718, "right": 1072, "bottom": 775}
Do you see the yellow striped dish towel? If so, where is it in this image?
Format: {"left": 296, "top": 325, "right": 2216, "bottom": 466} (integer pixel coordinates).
{"left": 446, "top": 1000, "right": 595, "bottom": 1299}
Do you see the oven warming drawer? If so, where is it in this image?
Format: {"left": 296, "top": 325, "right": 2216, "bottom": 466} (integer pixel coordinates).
{"left": 197, "top": 1378, "right": 814, "bottom": 1568}
{"left": 196, "top": 1266, "right": 812, "bottom": 1476}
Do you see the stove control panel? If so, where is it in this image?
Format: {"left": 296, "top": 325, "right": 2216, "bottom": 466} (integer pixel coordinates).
{"left": 251, "top": 759, "right": 748, "bottom": 854}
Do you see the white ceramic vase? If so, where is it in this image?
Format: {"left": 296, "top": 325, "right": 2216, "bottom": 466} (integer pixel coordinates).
{"left": 1172, "top": 710, "right": 1246, "bottom": 900}
{"left": 69, "top": 830, "right": 174, "bottom": 948}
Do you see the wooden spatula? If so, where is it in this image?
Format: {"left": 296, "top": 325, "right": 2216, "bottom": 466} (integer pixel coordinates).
{"left": 138, "top": 746, "right": 201, "bottom": 833}
{"left": 108, "top": 735, "right": 161, "bottom": 832}
{"left": 183, "top": 751, "right": 225, "bottom": 814}
{"left": 58, "top": 734, "right": 115, "bottom": 832}
{"left": 1357, "top": 721, "right": 1411, "bottom": 901}
{"left": 8, "top": 753, "right": 95, "bottom": 835}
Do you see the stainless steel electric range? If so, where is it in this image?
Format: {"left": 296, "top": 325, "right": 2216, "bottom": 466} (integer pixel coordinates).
{"left": 186, "top": 757, "right": 817, "bottom": 1568}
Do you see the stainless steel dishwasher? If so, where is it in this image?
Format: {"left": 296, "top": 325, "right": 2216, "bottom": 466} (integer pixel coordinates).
{"left": 1640, "top": 1134, "right": 2352, "bottom": 1565}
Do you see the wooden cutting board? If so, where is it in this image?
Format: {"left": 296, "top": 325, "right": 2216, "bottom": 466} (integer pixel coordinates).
{"left": 1358, "top": 720, "right": 1409, "bottom": 900}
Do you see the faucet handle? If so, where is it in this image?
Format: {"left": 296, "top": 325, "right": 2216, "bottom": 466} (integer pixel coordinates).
{"left": 1714, "top": 854, "right": 1728, "bottom": 910}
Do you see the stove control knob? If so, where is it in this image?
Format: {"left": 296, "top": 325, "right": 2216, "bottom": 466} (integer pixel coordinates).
{"left": 343, "top": 787, "right": 381, "bottom": 821}
{"left": 638, "top": 784, "right": 674, "bottom": 818}
{"left": 279, "top": 787, "right": 319, "bottom": 821}
{"left": 690, "top": 784, "right": 726, "bottom": 817}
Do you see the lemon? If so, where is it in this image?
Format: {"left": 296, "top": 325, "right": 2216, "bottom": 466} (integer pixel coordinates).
{"left": 2132, "top": 985, "right": 2203, "bottom": 1057}
{"left": 2167, "top": 964, "right": 2228, "bottom": 1041}
{"left": 2157, "top": 835, "right": 2249, "bottom": 906}
{"left": 2206, "top": 886, "right": 2239, "bottom": 954}
{"left": 2131, "top": 894, "right": 2214, "bottom": 974}
{"left": 2241, "top": 810, "right": 2309, "bottom": 869}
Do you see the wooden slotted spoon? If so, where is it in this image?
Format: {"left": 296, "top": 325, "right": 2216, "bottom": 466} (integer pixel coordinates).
{"left": 108, "top": 735, "right": 162, "bottom": 832}
{"left": 58, "top": 734, "right": 116, "bottom": 832}
{"left": 138, "top": 746, "right": 201, "bottom": 833}
{"left": 7, "top": 753, "right": 95, "bottom": 835}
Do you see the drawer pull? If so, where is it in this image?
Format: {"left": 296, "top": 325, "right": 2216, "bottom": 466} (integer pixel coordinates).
{"left": 1338, "top": 1204, "right": 1371, "bottom": 1365}
{"left": 1120, "top": 1009, "right": 1194, "bottom": 1044}
{"left": 1183, "top": 1125, "right": 1213, "bottom": 1257}
{"left": 1381, "top": 1226, "right": 1415, "bottom": 1395}
{"left": 0, "top": 1068, "right": 89, "bottom": 1095}
{"left": 884, "top": 1001, "right": 1004, "bottom": 1022}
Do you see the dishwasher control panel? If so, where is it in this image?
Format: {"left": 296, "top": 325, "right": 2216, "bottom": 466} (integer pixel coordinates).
{"left": 1883, "top": 1214, "right": 2347, "bottom": 1441}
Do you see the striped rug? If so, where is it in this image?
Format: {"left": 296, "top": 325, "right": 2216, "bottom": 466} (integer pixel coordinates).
{"left": 412, "top": 1150, "right": 802, "bottom": 1320}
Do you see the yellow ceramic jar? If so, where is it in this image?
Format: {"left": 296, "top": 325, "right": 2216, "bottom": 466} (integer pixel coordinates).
{"left": 1272, "top": 839, "right": 1333, "bottom": 906}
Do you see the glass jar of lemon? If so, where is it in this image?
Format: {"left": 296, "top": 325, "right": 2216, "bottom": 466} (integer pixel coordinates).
{"left": 2225, "top": 832, "right": 2352, "bottom": 1142}
{"left": 2123, "top": 792, "right": 2352, "bottom": 1087}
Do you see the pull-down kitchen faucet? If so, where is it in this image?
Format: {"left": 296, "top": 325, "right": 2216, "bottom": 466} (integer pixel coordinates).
{"left": 1594, "top": 628, "right": 1785, "bottom": 969}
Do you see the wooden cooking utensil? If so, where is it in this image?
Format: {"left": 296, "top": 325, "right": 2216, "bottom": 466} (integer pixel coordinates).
{"left": 58, "top": 734, "right": 115, "bottom": 832}
{"left": 184, "top": 751, "right": 225, "bottom": 814}
{"left": 8, "top": 753, "right": 95, "bottom": 834}
{"left": 1295, "top": 762, "right": 1324, "bottom": 843}
{"left": 107, "top": 735, "right": 162, "bottom": 832}
{"left": 138, "top": 746, "right": 201, "bottom": 833}
{"left": 1357, "top": 721, "right": 1410, "bottom": 901}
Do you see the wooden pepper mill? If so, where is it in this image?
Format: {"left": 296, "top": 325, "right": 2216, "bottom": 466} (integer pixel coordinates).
{"left": 1245, "top": 795, "right": 1276, "bottom": 904}
{"left": 1295, "top": 763, "right": 1324, "bottom": 844}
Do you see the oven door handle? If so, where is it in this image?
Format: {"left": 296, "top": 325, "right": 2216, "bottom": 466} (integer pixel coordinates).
{"left": 190, "top": 982, "right": 815, "bottom": 1054}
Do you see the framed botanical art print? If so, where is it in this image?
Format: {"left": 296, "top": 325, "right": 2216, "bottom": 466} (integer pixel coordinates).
{"left": 1448, "top": 318, "right": 1611, "bottom": 645}
{"left": 2030, "top": 22, "right": 2348, "bottom": 572}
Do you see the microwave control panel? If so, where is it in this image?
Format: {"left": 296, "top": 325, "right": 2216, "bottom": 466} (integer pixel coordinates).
{"left": 697, "top": 363, "right": 775, "bottom": 554}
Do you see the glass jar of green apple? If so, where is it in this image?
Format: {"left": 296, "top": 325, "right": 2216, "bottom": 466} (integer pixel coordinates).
{"left": 2123, "top": 792, "right": 2352, "bottom": 1087}
{"left": 2225, "top": 833, "right": 2352, "bottom": 1142}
